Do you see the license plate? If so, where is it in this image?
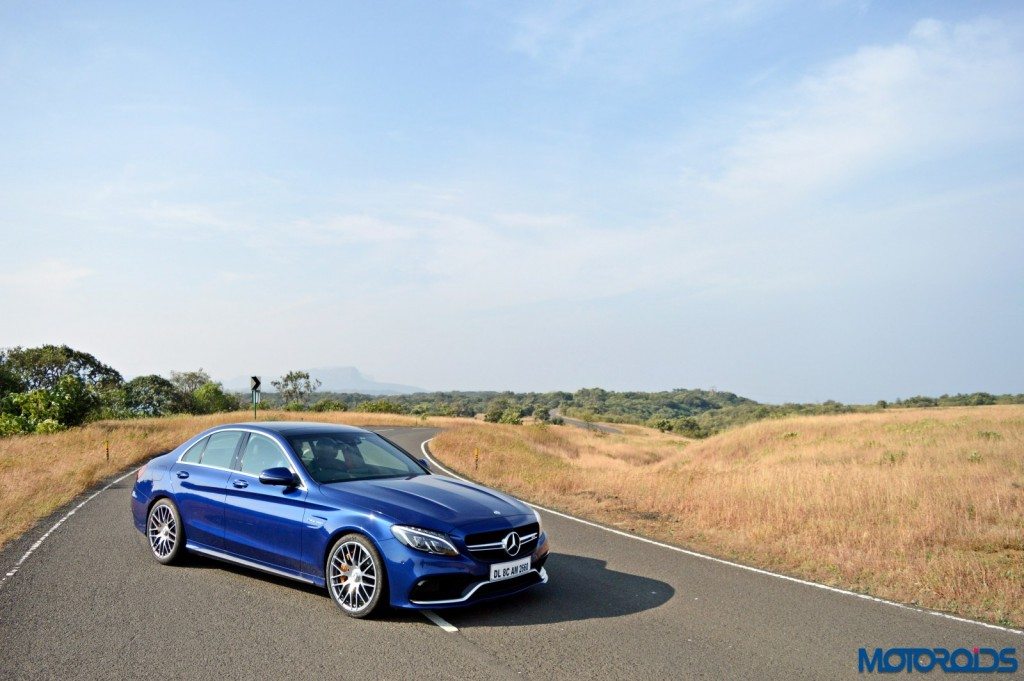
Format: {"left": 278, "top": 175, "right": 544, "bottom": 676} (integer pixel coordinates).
{"left": 489, "top": 556, "right": 531, "bottom": 582}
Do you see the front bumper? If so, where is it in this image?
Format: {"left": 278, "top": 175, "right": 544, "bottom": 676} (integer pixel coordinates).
{"left": 381, "top": 532, "right": 550, "bottom": 609}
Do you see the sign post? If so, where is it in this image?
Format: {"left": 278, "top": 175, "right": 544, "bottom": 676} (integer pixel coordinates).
{"left": 250, "top": 376, "right": 261, "bottom": 420}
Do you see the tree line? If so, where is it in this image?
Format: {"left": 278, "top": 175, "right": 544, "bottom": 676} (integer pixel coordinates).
{"left": 0, "top": 345, "right": 238, "bottom": 436}
{"left": 3, "top": 344, "right": 1020, "bottom": 438}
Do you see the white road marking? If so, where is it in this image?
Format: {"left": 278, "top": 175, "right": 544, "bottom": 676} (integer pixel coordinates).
{"left": 422, "top": 609, "right": 459, "bottom": 632}
{"left": 419, "top": 438, "right": 1024, "bottom": 636}
{"left": 0, "top": 467, "right": 141, "bottom": 591}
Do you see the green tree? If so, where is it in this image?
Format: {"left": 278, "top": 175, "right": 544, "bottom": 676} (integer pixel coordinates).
{"left": 484, "top": 398, "right": 512, "bottom": 423}
{"left": 169, "top": 369, "right": 213, "bottom": 395}
{"left": 193, "top": 382, "right": 240, "bottom": 414}
{"left": 271, "top": 370, "right": 322, "bottom": 405}
{"left": 0, "top": 363, "right": 24, "bottom": 400}
{"left": 121, "top": 375, "right": 188, "bottom": 416}
{"left": 1, "top": 345, "right": 122, "bottom": 390}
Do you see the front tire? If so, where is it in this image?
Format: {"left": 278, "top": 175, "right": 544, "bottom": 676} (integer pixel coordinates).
{"left": 326, "top": 534, "right": 386, "bottom": 618}
{"left": 147, "top": 499, "right": 184, "bottom": 564}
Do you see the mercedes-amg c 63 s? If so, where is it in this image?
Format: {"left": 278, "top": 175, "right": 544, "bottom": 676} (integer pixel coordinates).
{"left": 131, "top": 422, "right": 549, "bottom": 617}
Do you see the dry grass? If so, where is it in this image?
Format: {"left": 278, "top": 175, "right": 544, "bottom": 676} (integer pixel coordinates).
{"left": 430, "top": 406, "right": 1024, "bottom": 627}
{"left": 0, "top": 410, "right": 458, "bottom": 551}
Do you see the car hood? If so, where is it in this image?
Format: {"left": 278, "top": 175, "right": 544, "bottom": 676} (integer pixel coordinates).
{"left": 318, "top": 474, "right": 532, "bottom": 529}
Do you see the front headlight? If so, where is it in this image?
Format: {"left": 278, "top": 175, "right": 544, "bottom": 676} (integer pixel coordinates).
{"left": 532, "top": 507, "right": 543, "bottom": 534}
{"left": 391, "top": 525, "right": 459, "bottom": 556}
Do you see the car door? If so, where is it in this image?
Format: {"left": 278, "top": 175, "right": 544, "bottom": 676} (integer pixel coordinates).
{"left": 222, "top": 432, "right": 308, "bottom": 572}
{"left": 169, "top": 430, "right": 245, "bottom": 549}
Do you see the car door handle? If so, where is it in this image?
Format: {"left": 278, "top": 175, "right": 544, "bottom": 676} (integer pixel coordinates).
{"left": 232, "top": 479, "right": 249, "bottom": 489}
{"left": 176, "top": 471, "right": 189, "bottom": 479}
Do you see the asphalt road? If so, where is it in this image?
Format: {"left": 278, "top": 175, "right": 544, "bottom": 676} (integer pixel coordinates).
{"left": 1, "top": 426, "right": 1020, "bottom": 680}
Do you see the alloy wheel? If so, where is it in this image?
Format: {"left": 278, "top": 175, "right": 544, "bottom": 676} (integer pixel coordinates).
{"left": 328, "top": 540, "right": 378, "bottom": 613}
{"left": 148, "top": 503, "right": 177, "bottom": 559}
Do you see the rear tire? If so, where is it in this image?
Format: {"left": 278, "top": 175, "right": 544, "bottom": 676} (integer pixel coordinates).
{"left": 146, "top": 499, "right": 184, "bottom": 565}
{"left": 326, "top": 534, "right": 386, "bottom": 618}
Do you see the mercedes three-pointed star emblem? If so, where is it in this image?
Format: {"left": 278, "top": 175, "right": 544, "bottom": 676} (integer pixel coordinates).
{"left": 502, "top": 531, "right": 522, "bottom": 557}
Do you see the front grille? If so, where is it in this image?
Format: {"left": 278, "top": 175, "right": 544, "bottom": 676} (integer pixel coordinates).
{"left": 464, "top": 522, "right": 540, "bottom": 562}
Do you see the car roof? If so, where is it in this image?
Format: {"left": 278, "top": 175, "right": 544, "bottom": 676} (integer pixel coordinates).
{"left": 213, "top": 421, "right": 370, "bottom": 437}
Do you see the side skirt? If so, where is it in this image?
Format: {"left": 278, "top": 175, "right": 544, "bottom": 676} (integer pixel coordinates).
{"left": 186, "top": 542, "right": 319, "bottom": 586}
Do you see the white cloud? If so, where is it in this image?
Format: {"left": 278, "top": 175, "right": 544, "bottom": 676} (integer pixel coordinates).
{"left": 0, "top": 258, "right": 94, "bottom": 294}
{"left": 510, "top": 0, "right": 766, "bottom": 78}
{"left": 698, "top": 18, "right": 1024, "bottom": 208}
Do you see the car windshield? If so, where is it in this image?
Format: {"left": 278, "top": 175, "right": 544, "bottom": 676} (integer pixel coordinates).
{"left": 287, "top": 431, "right": 425, "bottom": 484}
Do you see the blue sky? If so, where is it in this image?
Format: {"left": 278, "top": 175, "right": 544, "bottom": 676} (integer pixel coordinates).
{"left": 1, "top": 1, "right": 1022, "bottom": 402}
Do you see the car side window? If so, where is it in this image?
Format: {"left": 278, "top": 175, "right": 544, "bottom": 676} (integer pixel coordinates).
{"left": 200, "top": 431, "right": 244, "bottom": 469}
{"left": 181, "top": 437, "right": 208, "bottom": 463}
{"left": 239, "top": 434, "right": 289, "bottom": 475}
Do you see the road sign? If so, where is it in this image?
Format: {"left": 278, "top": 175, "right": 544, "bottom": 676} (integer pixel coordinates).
{"left": 250, "top": 376, "right": 261, "bottom": 419}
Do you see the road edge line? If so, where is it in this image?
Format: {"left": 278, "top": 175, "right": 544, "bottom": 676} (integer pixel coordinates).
{"left": 420, "top": 437, "right": 1024, "bottom": 637}
{"left": 0, "top": 466, "right": 141, "bottom": 591}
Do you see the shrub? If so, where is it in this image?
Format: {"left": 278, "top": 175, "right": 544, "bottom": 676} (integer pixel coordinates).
{"left": 498, "top": 407, "right": 523, "bottom": 425}
{"left": 312, "top": 398, "right": 347, "bottom": 412}
{"left": 33, "top": 418, "right": 64, "bottom": 434}
{"left": 484, "top": 398, "right": 514, "bottom": 423}
{"left": 356, "top": 399, "right": 407, "bottom": 414}
{"left": 0, "top": 413, "right": 27, "bottom": 436}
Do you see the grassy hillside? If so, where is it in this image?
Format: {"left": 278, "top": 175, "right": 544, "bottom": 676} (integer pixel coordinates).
{"left": 430, "top": 405, "right": 1024, "bottom": 627}
{"left": 3, "top": 405, "right": 1020, "bottom": 627}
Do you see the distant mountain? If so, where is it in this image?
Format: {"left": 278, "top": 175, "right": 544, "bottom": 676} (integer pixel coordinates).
{"left": 223, "top": 366, "right": 424, "bottom": 395}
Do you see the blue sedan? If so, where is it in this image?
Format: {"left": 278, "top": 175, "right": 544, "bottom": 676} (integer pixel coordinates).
{"left": 131, "top": 422, "right": 549, "bottom": 617}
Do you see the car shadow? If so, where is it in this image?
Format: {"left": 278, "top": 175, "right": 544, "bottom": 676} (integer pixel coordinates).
{"left": 440, "top": 553, "right": 674, "bottom": 627}
{"left": 182, "top": 551, "right": 672, "bottom": 626}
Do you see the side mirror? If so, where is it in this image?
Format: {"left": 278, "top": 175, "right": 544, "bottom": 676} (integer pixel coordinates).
{"left": 259, "top": 467, "right": 297, "bottom": 486}
{"left": 418, "top": 458, "right": 431, "bottom": 471}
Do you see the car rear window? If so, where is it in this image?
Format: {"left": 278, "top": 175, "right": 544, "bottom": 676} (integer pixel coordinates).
{"left": 180, "top": 437, "right": 208, "bottom": 463}
{"left": 200, "top": 431, "right": 244, "bottom": 469}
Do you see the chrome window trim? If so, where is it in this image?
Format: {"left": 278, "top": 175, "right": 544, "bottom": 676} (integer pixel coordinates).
{"left": 408, "top": 567, "right": 547, "bottom": 606}
{"left": 175, "top": 426, "right": 310, "bottom": 489}
{"left": 186, "top": 543, "right": 316, "bottom": 584}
